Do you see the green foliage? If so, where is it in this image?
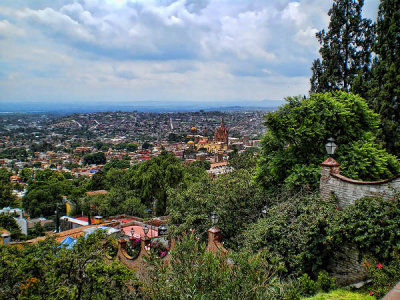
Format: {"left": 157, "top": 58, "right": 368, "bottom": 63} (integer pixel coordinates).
{"left": 190, "top": 160, "right": 211, "bottom": 170}
{"left": 142, "top": 141, "right": 153, "bottom": 150}
{"left": 27, "top": 222, "right": 45, "bottom": 239}
{"left": 126, "top": 143, "right": 138, "bottom": 152}
{"left": 168, "top": 169, "right": 265, "bottom": 248}
{"left": 362, "top": 254, "right": 400, "bottom": 299}
{"left": 64, "top": 161, "right": 79, "bottom": 170}
{"left": 23, "top": 170, "right": 89, "bottom": 217}
{"left": 256, "top": 92, "right": 400, "bottom": 190}
{"left": 329, "top": 194, "right": 400, "bottom": 261}
{"left": 241, "top": 192, "right": 337, "bottom": 276}
{"left": 84, "top": 188, "right": 146, "bottom": 218}
{"left": 0, "top": 214, "right": 21, "bottom": 239}
{"left": 145, "top": 234, "right": 297, "bottom": 300}
{"left": 0, "top": 231, "right": 137, "bottom": 299}
{"left": 310, "top": 0, "right": 373, "bottom": 96}
{"left": 302, "top": 289, "right": 375, "bottom": 300}
{"left": 298, "top": 274, "right": 318, "bottom": 297}
{"left": 0, "top": 168, "right": 11, "bottom": 184}
{"left": 0, "top": 182, "right": 18, "bottom": 208}
{"left": 229, "top": 151, "right": 258, "bottom": 170}
{"left": 128, "top": 151, "right": 191, "bottom": 215}
{"left": 90, "top": 170, "right": 106, "bottom": 190}
{"left": 0, "top": 147, "right": 28, "bottom": 160}
{"left": 368, "top": 0, "right": 400, "bottom": 156}
{"left": 83, "top": 152, "right": 106, "bottom": 165}
{"left": 103, "top": 159, "right": 130, "bottom": 172}
{"left": 19, "top": 168, "right": 33, "bottom": 182}
{"left": 297, "top": 271, "right": 336, "bottom": 297}
{"left": 168, "top": 133, "right": 188, "bottom": 143}
{"left": 316, "top": 271, "right": 336, "bottom": 292}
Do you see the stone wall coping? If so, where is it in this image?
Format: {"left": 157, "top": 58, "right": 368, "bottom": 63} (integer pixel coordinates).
{"left": 321, "top": 157, "right": 340, "bottom": 167}
{"left": 331, "top": 173, "right": 400, "bottom": 185}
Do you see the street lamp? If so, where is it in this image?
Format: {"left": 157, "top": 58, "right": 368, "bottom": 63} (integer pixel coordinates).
{"left": 158, "top": 224, "right": 167, "bottom": 236}
{"left": 325, "top": 138, "right": 337, "bottom": 155}
{"left": 211, "top": 211, "right": 219, "bottom": 226}
{"left": 143, "top": 224, "right": 149, "bottom": 237}
{"left": 261, "top": 205, "right": 268, "bottom": 218}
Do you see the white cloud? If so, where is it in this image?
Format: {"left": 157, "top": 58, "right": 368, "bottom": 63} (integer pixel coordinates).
{"left": 0, "top": 0, "right": 380, "bottom": 103}
{"left": 0, "top": 20, "right": 24, "bottom": 37}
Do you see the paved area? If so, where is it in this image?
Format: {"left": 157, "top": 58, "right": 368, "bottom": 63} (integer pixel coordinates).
{"left": 383, "top": 282, "right": 400, "bottom": 300}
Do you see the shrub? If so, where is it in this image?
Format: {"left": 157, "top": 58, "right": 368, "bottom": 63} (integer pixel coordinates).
{"left": 316, "top": 271, "right": 336, "bottom": 292}
{"left": 362, "top": 254, "right": 400, "bottom": 299}
{"left": 298, "top": 274, "right": 318, "bottom": 297}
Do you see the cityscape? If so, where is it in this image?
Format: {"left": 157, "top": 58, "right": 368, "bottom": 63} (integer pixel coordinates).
{"left": 1, "top": 0, "right": 399, "bottom": 299}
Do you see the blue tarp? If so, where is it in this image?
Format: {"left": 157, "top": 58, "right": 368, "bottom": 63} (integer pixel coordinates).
{"left": 60, "top": 236, "right": 77, "bottom": 249}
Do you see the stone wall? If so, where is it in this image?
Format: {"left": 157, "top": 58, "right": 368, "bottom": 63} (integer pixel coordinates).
{"left": 327, "top": 244, "right": 367, "bottom": 286}
{"left": 320, "top": 157, "right": 400, "bottom": 285}
{"left": 320, "top": 157, "right": 400, "bottom": 209}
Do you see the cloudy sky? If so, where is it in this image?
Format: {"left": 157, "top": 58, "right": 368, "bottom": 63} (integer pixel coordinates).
{"left": 0, "top": 0, "right": 379, "bottom": 105}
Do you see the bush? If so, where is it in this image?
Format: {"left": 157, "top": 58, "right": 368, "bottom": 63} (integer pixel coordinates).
{"left": 298, "top": 274, "right": 318, "bottom": 297}
{"left": 316, "top": 271, "right": 336, "bottom": 292}
{"left": 241, "top": 192, "right": 337, "bottom": 276}
{"left": 362, "top": 254, "right": 400, "bottom": 299}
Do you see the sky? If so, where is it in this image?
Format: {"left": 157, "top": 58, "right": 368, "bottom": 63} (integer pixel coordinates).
{"left": 0, "top": 0, "right": 379, "bottom": 106}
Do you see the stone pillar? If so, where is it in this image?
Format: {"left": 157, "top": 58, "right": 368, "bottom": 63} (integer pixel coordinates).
{"left": 118, "top": 238, "right": 127, "bottom": 251}
{"left": 320, "top": 157, "right": 340, "bottom": 200}
{"left": 141, "top": 236, "right": 151, "bottom": 254}
{"left": 207, "top": 226, "right": 222, "bottom": 253}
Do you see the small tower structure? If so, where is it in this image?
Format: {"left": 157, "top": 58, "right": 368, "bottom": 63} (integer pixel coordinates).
{"left": 214, "top": 118, "right": 228, "bottom": 144}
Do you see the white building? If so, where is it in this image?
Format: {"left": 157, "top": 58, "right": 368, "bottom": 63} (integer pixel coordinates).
{"left": 0, "top": 207, "right": 28, "bottom": 235}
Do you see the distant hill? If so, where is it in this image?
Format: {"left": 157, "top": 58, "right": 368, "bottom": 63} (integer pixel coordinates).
{"left": 0, "top": 100, "right": 284, "bottom": 114}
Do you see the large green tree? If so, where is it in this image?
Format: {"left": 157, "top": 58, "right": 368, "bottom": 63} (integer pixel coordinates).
{"left": 368, "top": 0, "right": 400, "bottom": 156}
{"left": 255, "top": 92, "right": 400, "bottom": 190}
{"left": 310, "top": 0, "right": 374, "bottom": 97}
{"left": 168, "top": 169, "right": 265, "bottom": 248}
{"left": 0, "top": 231, "right": 137, "bottom": 299}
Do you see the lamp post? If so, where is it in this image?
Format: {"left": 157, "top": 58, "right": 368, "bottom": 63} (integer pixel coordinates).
{"left": 158, "top": 224, "right": 167, "bottom": 236}
{"left": 211, "top": 211, "right": 219, "bottom": 227}
{"left": 261, "top": 205, "right": 268, "bottom": 218}
{"left": 325, "top": 137, "right": 337, "bottom": 156}
{"left": 143, "top": 224, "right": 149, "bottom": 237}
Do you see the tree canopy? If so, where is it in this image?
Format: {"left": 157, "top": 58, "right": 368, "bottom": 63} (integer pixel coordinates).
{"left": 310, "top": 0, "right": 374, "bottom": 96}
{"left": 255, "top": 92, "right": 400, "bottom": 190}
{"left": 368, "top": 0, "right": 400, "bottom": 156}
{"left": 0, "top": 231, "right": 137, "bottom": 299}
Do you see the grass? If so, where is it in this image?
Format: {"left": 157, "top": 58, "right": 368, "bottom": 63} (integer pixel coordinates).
{"left": 301, "top": 289, "right": 375, "bottom": 300}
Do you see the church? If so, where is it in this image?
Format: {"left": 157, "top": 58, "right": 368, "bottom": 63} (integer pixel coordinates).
{"left": 214, "top": 118, "right": 228, "bottom": 144}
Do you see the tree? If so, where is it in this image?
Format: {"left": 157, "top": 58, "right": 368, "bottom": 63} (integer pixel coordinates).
{"left": 256, "top": 92, "right": 400, "bottom": 190}
{"left": 310, "top": 0, "right": 374, "bottom": 97}
{"left": 142, "top": 141, "right": 153, "bottom": 150}
{"left": 189, "top": 160, "right": 211, "bottom": 170}
{"left": 0, "top": 214, "right": 21, "bottom": 239}
{"left": 241, "top": 192, "right": 336, "bottom": 276}
{"left": 168, "top": 169, "right": 265, "bottom": 248}
{"left": 0, "top": 168, "right": 11, "bottom": 184}
{"left": 127, "top": 151, "right": 186, "bottom": 215}
{"left": 102, "top": 159, "right": 130, "bottom": 172}
{"left": 0, "top": 183, "right": 17, "bottom": 208}
{"left": 145, "top": 234, "right": 296, "bottom": 299}
{"left": 126, "top": 143, "right": 138, "bottom": 152}
{"left": 19, "top": 168, "right": 33, "bottom": 183}
{"left": 0, "top": 231, "right": 137, "bottom": 299}
{"left": 83, "top": 152, "right": 106, "bottom": 165}
{"left": 229, "top": 152, "right": 258, "bottom": 170}
{"left": 368, "top": 0, "right": 400, "bottom": 156}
